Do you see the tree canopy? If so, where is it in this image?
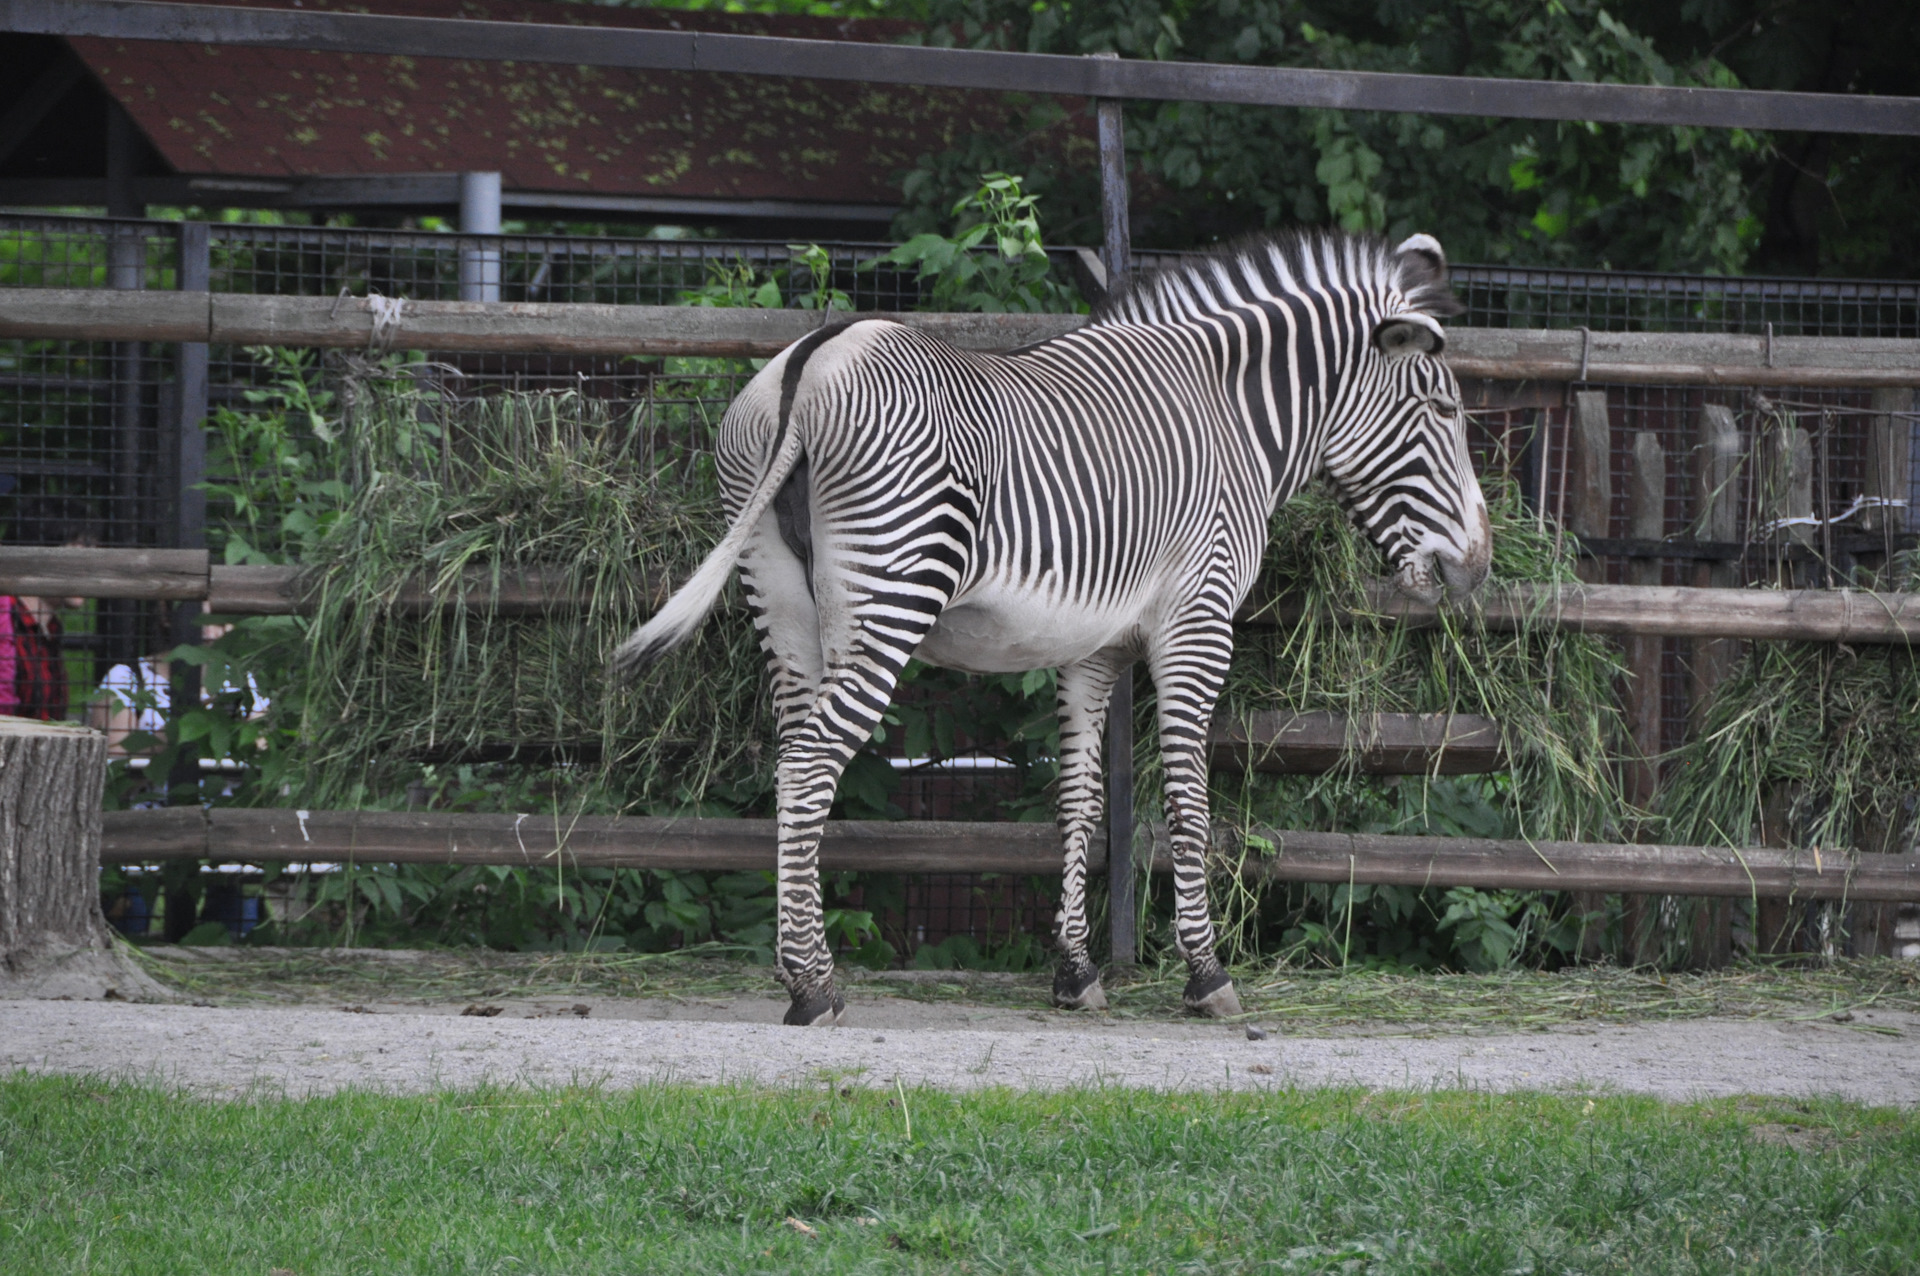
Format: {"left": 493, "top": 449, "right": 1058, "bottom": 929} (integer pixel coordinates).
{"left": 600, "top": 0, "right": 1918, "bottom": 275}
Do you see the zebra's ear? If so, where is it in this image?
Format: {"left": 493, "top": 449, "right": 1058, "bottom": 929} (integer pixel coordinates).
{"left": 1373, "top": 312, "right": 1446, "bottom": 360}
{"left": 1392, "top": 233, "right": 1447, "bottom": 277}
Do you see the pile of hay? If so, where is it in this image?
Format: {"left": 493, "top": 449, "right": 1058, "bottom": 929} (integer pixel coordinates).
{"left": 274, "top": 373, "right": 771, "bottom": 818}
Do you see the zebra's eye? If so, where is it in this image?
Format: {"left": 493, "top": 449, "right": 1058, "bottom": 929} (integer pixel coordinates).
{"left": 1431, "top": 396, "right": 1460, "bottom": 417}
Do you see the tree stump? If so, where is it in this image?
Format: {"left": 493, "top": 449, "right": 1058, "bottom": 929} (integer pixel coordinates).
{"left": 0, "top": 715, "right": 164, "bottom": 999}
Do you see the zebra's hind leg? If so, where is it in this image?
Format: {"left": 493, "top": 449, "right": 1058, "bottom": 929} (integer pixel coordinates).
{"left": 773, "top": 630, "right": 945, "bottom": 1027}
{"left": 1049, "top": 652, "right": 1130, "bottom": 1011}
{"left": 1149, "top": 610, "right": 1244, "bottom": 1019}
{"left": 737, "top": 520, "right": 842, "bottom": 1024}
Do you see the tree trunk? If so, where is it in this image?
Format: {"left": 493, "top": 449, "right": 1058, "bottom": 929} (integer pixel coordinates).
{"left": 0, "top": 716, "right": 164, "bottom": 999}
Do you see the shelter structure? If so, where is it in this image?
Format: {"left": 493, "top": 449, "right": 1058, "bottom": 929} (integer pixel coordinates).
{"left": 0, "top": 0, "right": 1080, "bottom": 234}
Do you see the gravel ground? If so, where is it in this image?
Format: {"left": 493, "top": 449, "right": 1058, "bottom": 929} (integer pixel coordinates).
{"left": 5, "top": 995, "right": 1917, "bottom": 1104}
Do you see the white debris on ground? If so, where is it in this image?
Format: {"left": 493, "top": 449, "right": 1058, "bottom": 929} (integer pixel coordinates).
{"left": 3, "top": 997, "right": 1915, "bottom": 1105}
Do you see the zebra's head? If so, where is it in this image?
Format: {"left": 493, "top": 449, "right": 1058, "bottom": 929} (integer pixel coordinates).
{"left": 1320, "top": 234, "right": 1492, "bottom": 604}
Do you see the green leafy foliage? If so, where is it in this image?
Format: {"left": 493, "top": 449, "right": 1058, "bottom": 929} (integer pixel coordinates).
{"left": 679, "top": 243, "right": 852, "bottom": 312}
{"left": 896, "top": 0, "right": 1766, "bottom": 273}
{"left": 869, "top": 173, "right": 1082, "bottom": 314}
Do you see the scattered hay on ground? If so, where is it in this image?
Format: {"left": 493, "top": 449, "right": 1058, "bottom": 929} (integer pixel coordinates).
{"left": 132, "top": 944, "right": 1920, "bottom": 1034}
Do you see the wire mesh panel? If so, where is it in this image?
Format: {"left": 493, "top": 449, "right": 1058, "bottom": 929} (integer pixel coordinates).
{"left": 1450, "top": 267, "right": 1920, "bottom": 337}
{"left": 7, "top": 212, "right": 1920, "bottom": 958}
{"left": 0, "top": 216, "right": 182, "bottom": 291}
{"left": 1483, "top": 382, "right": 1917, "bottom": 760}
{"left": 889, "top": 874, "right": 1057, "bottom": 954}
{"left": 1133, "top": 246, "right": 1920, "bottom": 338}
{"left": 203, "top": 224, "right": 936, "bottom": 309}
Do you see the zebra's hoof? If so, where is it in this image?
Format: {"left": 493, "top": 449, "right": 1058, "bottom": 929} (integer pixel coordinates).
{"left": 1182, "top": 971, "right": 1243, "bottom": 1019}
{"left": 1052, "top": 964, "right": 1108, "bottom": 1011}
{"left": 783, "top": 993, "right": 847, "bottom": 1027}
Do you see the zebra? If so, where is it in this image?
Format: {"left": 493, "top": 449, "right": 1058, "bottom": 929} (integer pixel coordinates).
{"left": 616, "top": 228, "right": 1491, "bottom": 1026}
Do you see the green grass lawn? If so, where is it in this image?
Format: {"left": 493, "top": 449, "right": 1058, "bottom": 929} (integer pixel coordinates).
{"left": 2, "top": 1076, "right": 1914, "bottom": 1274}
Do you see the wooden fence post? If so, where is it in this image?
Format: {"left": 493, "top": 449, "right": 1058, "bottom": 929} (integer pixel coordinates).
{"left": 1093, "top": 51, "right": 1137, "bottom": 969}
{"left": 1566, "top": 390, "right": 1611, "bottom": 959}
{"left": 1623, "top": 430, "right": 1664, "bottom": 966}
{"left": 1568, "top": 391, "right": 1611, "bottom": 586}
{"left": 1851, "top": 388, "right": 1915, "bottom": 956}
{"left": 1687, "top": 403, "right": 1741, "bottom": 967}
{"left": 1689, "top": 404, "right": 1743, "bottom": 716}
{"left": 1756, "top": 417, "right": 1815, "bottom": 953}
{"left": 1861, "top": 388, "right": 1912, "bottom": 538}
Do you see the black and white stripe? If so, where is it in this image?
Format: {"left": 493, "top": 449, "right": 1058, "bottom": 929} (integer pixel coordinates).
{"left": 616, "top": 229, "right": 1491, "bottom": 1025}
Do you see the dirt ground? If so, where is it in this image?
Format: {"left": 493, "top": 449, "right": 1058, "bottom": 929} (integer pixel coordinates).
{"left": 5, "top": 949, "right": 1918, "bottom": 1104}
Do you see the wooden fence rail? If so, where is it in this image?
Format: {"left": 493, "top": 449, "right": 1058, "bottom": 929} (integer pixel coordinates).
{"left": 4, "top": 289, "right": 1920, "bottom": 387}
{"left": 100, "top": 808, "right": 1920, "bottom": 902}
{"left": 7, "top": 548, "right": 1917, "bottom": 643}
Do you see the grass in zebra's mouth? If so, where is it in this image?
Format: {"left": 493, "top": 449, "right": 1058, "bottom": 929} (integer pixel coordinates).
{"left": 135, "top": 944, "right": 1920, "bottom": 1033}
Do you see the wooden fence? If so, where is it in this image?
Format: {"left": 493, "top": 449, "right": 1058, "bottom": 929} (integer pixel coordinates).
{"left": 98, "top": 809, "right": 1920, "bottom": 903}
{"left": 5, "top": 547, "right": 1918, "bottom": 643}
{"left": 9, "top": 290, "right": 1915, "bottom": 959}
{"left": 4, "top": 289, "right": 1920, "bottom": 387}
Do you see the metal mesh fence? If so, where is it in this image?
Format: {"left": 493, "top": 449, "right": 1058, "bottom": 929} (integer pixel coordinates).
{"left": 7, "top": 212, "right": 1919, "bottom": 956}
{"left": 1465, "top": 384, "right": 1919, "bottom": 760}
{"left": 1448, "top": 266, "right": 1920, "bottom": 337}
{"left": 205, "top": 224, "right": 938, "bottom": 309}
{"left": 1133, "top": 248, "right": 1920, "bottom": 337}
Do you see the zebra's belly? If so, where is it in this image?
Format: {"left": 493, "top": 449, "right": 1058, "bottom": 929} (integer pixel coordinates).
{"left": 914, "top": 594, "right": 1129, "bottom": 674}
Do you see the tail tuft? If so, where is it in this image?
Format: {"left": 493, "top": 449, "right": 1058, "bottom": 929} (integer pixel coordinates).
{"left": 609, "top": 625, "right": 681, "bottom": 681}
{"left": 608, "top": 528, "right": 747, "bottom": 682}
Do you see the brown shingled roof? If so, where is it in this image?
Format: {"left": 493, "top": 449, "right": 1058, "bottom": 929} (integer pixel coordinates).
{"left": 69, "top": 0, "right": 1061, "bottom": 207}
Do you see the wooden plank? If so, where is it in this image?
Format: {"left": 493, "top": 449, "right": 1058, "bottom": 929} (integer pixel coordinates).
{"left": 100, "top": 805, "right": 206, "bottom": 860}
{"left": 12, "top": 1, "right": 1920, "bottom": 135}
{"left": 206, "top": 564, "right": 296, "bottom": 614}
{"left": 203, "top": 565, "right": 667, "bottom": 615}
{"left": 0, "top": 550, "right": 1897, "bottom": 643}
{"left": 98, "top": 808, "right": 1920, "bottom": 900}
{"left": 1166, "top": 827, "right": 1920, "bottom": 902}
{"left": 0, "top": 546, "right": 207, "bottom": 599}
{"left": 1246, "top": 582, "right": 1920, "bottom": 644}
{"left": 0, "top": 286, "right": 209, "bottom": 343}
{"left": 2, "top": 290, "right": 1917, "bottom": 385}
{"left": 1211, "top": 710, "right": 1503, "bottom": 775}
{"left": 1446, "top": 329, "right": 1920, "bottom": 388}
{"left": 210, "top": 295, "right": 1084, "bottom": 357}
{"left": 95, "top": 808, "right": 1075, "bottom": 876}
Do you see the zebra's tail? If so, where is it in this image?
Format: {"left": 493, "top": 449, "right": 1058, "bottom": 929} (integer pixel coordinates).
{"left": 611, "top": 421, "right": 804, "bottom": 679}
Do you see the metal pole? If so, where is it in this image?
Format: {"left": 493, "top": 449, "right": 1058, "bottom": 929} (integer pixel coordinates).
{"left": 104, "top": 104, "right": 147, "bottom": 675}
{"left": 166, "top": 222, "right": 209, "bottom": 803}
{"left": 458, "top": 170, "right": 502, "bottom": 302}
{"left": 1092, "top": 51, "right": 1137, "bottom": 968}
{"left": 1094, "top": 57, "right": 1131, "bottom": 287}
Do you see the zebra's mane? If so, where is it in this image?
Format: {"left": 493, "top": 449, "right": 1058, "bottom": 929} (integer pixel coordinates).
{"left": 1090, "top": 228, "right": 1462, "bottom": 328}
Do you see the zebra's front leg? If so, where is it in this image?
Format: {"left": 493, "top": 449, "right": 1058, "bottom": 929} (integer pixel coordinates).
{"left": 1050, "top": 652, "right": 1130, "bottom": 1011}
{"left": 1149, "top": 616, "right": 1243, "bottom": 1019}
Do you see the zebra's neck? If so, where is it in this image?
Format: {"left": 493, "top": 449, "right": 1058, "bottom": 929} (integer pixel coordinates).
{"left": 1094, "top": 232, "right": 1401, "bottom": 500}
